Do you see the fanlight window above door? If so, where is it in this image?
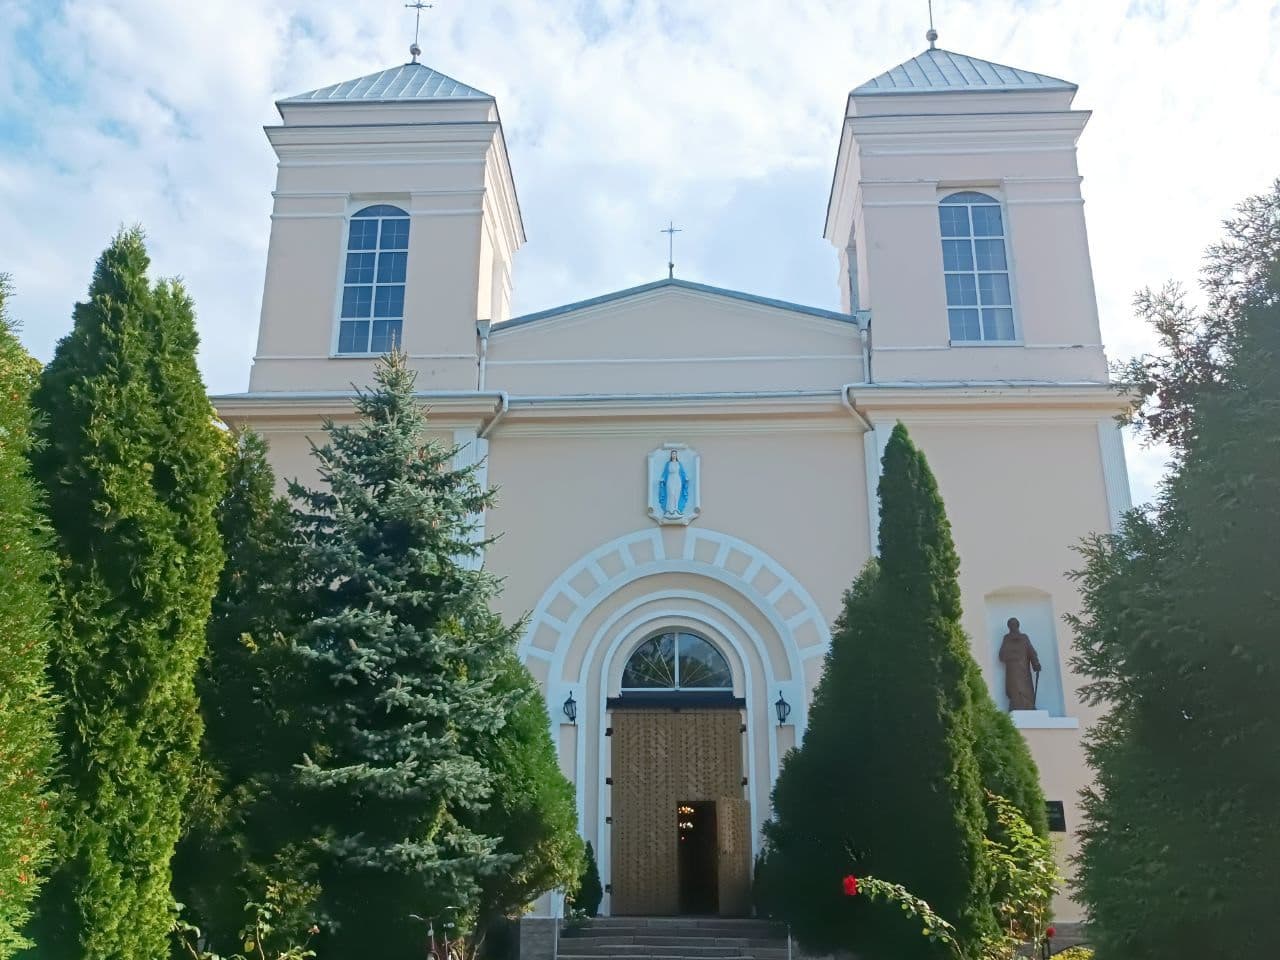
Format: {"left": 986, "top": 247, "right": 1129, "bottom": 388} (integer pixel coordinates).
{"left": 621, "top": 632, "right": 733, "bottom": 691}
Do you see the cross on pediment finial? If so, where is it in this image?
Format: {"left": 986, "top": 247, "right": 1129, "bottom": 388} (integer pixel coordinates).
{"left": 405, "top": 0, "right": 433, "bottom": 63}
{"left": 661, "top": 221, "right": 683, "bottom": 279}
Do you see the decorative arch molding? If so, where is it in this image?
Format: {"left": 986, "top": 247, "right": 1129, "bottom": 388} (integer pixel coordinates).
{"left": 519, "top": 527, "right": 831, "bottom": 697}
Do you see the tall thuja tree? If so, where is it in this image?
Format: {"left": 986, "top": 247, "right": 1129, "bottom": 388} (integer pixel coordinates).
{"left": 760, "top": 561, "right": 889, "bottom": 953}
{"left": 0, "top": 277, "right": 58, "bottom": 959}
{"left": 1070, "top": 182, "right": 1280, "bottom": 959}
{"left": 467, "top": 656, "right": 584, "bottom": 936}
{"left": 287, "top": 352, "right": 518, "bottom": 958}
{"left": 763, "top": 425, "right": 995, "bottom": 960}
{"left": 29, "top": 231, "right": 225, "bottom": 960}
{"left": 172, "top": 430, "right": 317, "bottom": 954}
{"left": 969, "top": 672, "right": 1048, "bottom": 840}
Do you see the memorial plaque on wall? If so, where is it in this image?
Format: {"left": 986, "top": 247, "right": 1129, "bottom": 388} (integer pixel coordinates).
{"left": 1046, "top": 800, "right": 1067, "bottom": 833}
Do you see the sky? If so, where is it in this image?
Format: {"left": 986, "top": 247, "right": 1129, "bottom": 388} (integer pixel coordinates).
{"left": 2, "top": 0, "right": 1278, "bottom": 505}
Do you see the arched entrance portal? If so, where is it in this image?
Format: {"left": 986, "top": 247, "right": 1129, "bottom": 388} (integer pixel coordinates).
{"left": 518, "top": 527, "right": 833, "bottom": 917}
{"left": 608, "top": 632, "right": 751, "bottom": 916}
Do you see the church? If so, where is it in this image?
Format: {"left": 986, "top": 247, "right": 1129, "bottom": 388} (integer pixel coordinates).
{"left": 213, "top": 34, "right": 1131, "bottom": 931}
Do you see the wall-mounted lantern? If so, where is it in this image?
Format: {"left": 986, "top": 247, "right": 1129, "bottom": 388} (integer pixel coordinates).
{"left": 563, "top": 692, "right": 578, "bottom": 725}
{"left": 775, "top": 691, "right": 792, "bottom": 726}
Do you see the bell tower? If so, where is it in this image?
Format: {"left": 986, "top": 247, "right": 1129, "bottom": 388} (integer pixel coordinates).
{"left": 249, "top": 61, "right": 524, "bottom": 393}
{"left": 825, "top": 44, "right": 1107, "bottom": 385}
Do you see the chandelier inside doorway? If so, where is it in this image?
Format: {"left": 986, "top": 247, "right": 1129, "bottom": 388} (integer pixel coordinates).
{"left": 620, "top": 631, "right": 733, "bottom": 691}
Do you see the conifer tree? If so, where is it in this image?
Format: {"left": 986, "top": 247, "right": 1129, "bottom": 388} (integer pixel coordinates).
{"left": 573, "top": 843, "right": 603, "bottom": 919}
{"left": 1070, "top": 183, "right": 1280, "bottom": 959}
{"left": 0, "top": 278, "right": 58, "bottom": 959}
{"left": 763, "top": 425, "right": 995, "bottom": 960}
{"left": 286, "top": 352, "right": 520, "bottom": 958}
{"left": 969, "top": 671, "right": 1048, "bottom": 840}
{"left": 468, "top": 656, "right": 584, "bottom": 935}
{"left": 29, "top": 231, "right": 225, "bottom": 960}
{"left": 172, "top": 430, "right": 316, "bottom": 954}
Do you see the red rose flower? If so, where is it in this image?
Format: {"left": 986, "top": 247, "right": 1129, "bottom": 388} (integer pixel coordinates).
{"left": 1046, "top": 926, "right": 1056, "bottom": 939}
{"left": 842, "top": 875, "right": 859, "bottom": 897}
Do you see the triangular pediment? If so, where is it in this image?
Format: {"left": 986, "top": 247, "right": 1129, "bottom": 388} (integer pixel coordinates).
{"left": 486, "top": 279, "right": 860, "bottom": 395}
{"left": 500, "top": 279, "right": 852, "bottom": 331}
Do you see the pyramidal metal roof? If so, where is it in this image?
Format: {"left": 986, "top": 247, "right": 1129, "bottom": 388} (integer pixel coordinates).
{"left": 853, "top": 47, "right": 1076, "bottom": 96}
{"left": 283, "top": 62, "right": 492, "bottom": 104}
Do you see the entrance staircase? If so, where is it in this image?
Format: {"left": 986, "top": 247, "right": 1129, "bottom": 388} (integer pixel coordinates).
{"left": 558, "top": 918, "right": 790, "bottom": 960}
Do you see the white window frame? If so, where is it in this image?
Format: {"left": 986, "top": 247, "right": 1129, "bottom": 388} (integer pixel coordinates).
{"left": 938, "top": 190, "right": 1019, "bottom": 345}
{"left": 331, "top": 202, "right": 411, "bottom": 357}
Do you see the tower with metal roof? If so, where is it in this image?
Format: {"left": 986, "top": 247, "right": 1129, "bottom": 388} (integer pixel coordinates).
{"left": 249, "top": 60, "right": 523, "bottom": 393}
{"left": 825, "top": 44, "right": 1107, "bottom": 387}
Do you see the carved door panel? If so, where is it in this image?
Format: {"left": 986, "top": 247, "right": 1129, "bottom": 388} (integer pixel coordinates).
{"left": 716, "top": 797, "right": 752, "bottom": 917}
{"left": 611, "top": 711, "right": 679, "bottom": 916}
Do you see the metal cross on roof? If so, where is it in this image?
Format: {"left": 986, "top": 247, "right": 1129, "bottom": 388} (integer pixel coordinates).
{"left": 405, "top": 1, "right": 433, "bottom": 63}
{"left": 661, "top": 221, "right": 683, "bottom": 279}
{"left": 926, "top": 0, "right": 939, "bottom": 48}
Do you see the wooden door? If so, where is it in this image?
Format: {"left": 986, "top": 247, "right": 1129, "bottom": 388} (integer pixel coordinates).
{"left": 716, "top": 797, "right": 752, "bottom": 917}
{"left": 611, "top": 708, "right": 744, "bottom": 915}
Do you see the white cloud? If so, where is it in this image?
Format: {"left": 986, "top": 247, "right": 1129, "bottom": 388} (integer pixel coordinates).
{"left": 2, "top": 0, "right": 1277, "bottom": 507}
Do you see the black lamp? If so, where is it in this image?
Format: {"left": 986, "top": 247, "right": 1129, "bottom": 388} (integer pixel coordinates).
{"left": 563, "top": 692, "right": 578, "bottom": 725}
{"left": 775, "top": 691, "right": 791, "bottom": 726}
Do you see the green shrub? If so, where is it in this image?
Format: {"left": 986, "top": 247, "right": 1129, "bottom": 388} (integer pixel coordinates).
{"left": 572, "top": 842, "right": 603, "bottom": 918}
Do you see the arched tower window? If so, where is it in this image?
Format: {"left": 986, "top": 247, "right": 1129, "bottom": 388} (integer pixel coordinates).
{"left": 938, "top": 191, "right": 1016, "bottom": 343}
{"left": 620, "top": 631, "right": 733, "bottom": 691}
{"left": 337, "top": 204, "right": 410, "bottom": 355}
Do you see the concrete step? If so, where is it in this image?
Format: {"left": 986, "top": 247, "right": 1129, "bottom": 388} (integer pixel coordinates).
{"left": 571, "top": 919, "right": 783, "bottom": 936}
{"left": 560, "top": 937, "right": 781, "bottom": 949}
{"left": 559, "top": 946, "right": 747, "bottom": 958}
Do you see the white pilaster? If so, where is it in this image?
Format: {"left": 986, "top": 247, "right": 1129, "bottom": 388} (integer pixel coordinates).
{"left": 452, "top": 428, "right": 490, "bottom": 569}
{"left": 864, "top": 423, "right": 890, "bottom": 554}
{"left": 1097, "top": 419, "right": 1132, "bottom": 532}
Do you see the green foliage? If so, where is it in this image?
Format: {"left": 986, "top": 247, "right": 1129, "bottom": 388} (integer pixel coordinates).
{"left": 969, "top": 672, "right": 1049, "bottom": 840}
{"left": 284, "top": 352, "right": 520, "bottom": 958}
{"left": 0, "top": 277, "right": 59, "bottom": 959}
{"left": 1069, "top": 183, "right": 1280, "bottom": 959}
{"left": 29, "top": 230, "right": 226, "bottom": 960}
{"left": 171, "top": 431, "right": 317, "bottom": 955}
{"left": 763, "top": 425, "right": 1000, "bottom": 960}
{"left": 851, "top": 794, "right": 1058, "bottom": 960}
{"left": 173, "top": 870, "right": 320, "bottom": 960}
{"left": 468, "top": 657, "right": 584, "bottom": 931}
{"left": 981, "top": 793, "right": 1057, "bottom": 953}
{"left": 572, "top": 842, "right": 603, "bottom": 919}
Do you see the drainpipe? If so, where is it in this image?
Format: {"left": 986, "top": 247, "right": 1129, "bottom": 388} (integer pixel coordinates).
{"left": 478, "top": 391, "right": 509, "bottom": 440}
{"left": 855, "top": 309, "right": 873, "bottom": 384}
{"left": 476, "top": 318, "right": 492, "bottom": 391}
{"left": 840, "top": 383, "right": 872, "bottom": 431}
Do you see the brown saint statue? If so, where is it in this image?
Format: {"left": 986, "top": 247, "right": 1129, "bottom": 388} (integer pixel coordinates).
{"left": 999, "top": 617, "right": 1041, "bottom": 711}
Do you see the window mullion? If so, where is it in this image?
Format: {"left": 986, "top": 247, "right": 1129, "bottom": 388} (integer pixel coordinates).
{"left": 969, "top": 208, "right": 987, "bottom": 340}
{"left": 672, "top": 633, "right": 681, "bottom": 689}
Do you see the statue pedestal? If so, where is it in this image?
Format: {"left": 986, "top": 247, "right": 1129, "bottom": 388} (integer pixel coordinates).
{"left": 1010, "top": 709, "right": 1079, "bottom": 730}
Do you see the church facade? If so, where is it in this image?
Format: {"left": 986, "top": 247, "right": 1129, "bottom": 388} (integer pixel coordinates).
{"left": 214, "top": 44, "right": 1130, "bottom": 923}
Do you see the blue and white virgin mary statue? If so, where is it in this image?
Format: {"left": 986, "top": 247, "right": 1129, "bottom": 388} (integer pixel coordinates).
{"left": 658, "top": 450, "right": 690, "bottom": 517}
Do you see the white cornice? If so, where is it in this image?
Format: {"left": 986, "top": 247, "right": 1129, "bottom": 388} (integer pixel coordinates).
{"left": 213, "top": 383, "right": 1128, "bottom": 428}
